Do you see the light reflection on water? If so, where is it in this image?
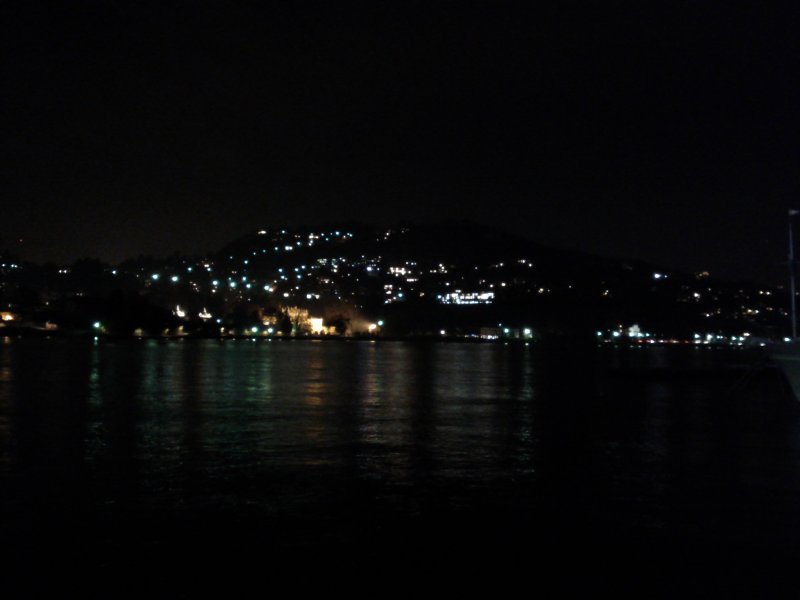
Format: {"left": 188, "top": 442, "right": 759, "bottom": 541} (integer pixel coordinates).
{"left": 0, "top": 341, "right": 542, "bottom": 512}
{"left": 1, "top": 338, "right": 800, "bottom": 582}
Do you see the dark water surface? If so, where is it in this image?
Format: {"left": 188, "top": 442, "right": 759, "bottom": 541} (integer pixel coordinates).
{"left": 1, "top": 338, "right": 798, "bottom": 594}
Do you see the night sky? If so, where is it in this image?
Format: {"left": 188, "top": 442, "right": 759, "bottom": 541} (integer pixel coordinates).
{"left": 1, "top": 1, "right": 798, "bottom": 284}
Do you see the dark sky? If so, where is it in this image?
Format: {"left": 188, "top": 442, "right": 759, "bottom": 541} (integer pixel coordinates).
{"left": 1, "top": 1, "right": 798, "bottom": 284}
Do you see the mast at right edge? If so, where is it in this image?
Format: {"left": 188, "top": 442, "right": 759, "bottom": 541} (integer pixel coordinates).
{"left": 789, "top": 209, "right": 798, "bottom": 340}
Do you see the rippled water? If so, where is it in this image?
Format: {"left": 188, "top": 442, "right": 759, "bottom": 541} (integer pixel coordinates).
{"left": 1, "top": 338, "right": 798, "bottom": 593}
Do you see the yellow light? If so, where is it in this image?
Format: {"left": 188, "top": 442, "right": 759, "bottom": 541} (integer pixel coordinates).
{"left": 310, "top": 317, "right": 325, "bottom": 334}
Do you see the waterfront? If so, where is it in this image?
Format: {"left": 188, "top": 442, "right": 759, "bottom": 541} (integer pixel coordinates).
{"left": 1, "top": 338, "right": 799, "bottom": 593}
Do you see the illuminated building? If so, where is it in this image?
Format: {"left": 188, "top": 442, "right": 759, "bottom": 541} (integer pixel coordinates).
{"left": 438, "top": 291, "right": 494, "bottom": 305}
{"left": 309, "top": 317, "right": 325, "bottom": 334}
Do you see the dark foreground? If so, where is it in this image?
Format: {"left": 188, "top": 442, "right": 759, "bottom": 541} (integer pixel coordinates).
{"left": 0, "top": 338, "right": 797, "bottom": 596}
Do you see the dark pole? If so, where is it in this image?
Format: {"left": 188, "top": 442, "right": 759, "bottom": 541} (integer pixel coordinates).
{"left": 790, "top": 210, "right": 798, "bottom": 340}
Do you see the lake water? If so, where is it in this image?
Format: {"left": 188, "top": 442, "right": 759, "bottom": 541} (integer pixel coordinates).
{"left": 1, "top": 338, "right": 799, "bottom": 594}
